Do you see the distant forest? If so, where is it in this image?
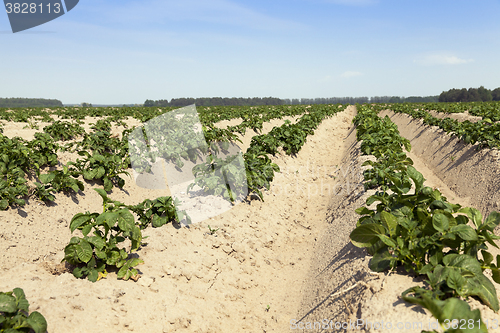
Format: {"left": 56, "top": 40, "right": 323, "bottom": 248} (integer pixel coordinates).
{"left": 0, "top": 98, "right": 63, "bottom": 108}
{"left": 144, "top": 97, "right": 284, "bottom": 107}
{"left": 439, "top": 86, "right": 500, "bottom": 102}
{"left": 144, "top": 95, "right": 439, "bottom": 107}
{"left": 3, "top": 87, "right": 500, "bottom": 108}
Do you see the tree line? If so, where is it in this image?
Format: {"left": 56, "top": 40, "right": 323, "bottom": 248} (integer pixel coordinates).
{"left": 144, "top": 97, "right": 284, "bottom": 107}
{"left": 145, "top": 95, "right": 440, "bottom": 107}
{"left": 0, "top": 98, "right": 63, "bottom": 108}
{"left": 439, "top": 86, "right": 500, "bottom": 102}
{"left": 289, "top": 96, "right": 439, "bottom": 105}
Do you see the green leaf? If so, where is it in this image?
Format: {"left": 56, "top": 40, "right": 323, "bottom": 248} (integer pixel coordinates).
{"left": 480, "top": 211, "right": 500, "bottom": 231}
{"left": 369, "top": 247, "right": 395, "bottom": 272}
{"left": 432, "top": 213, "right": 450, "bottom": 232}
{"left": 0, "top": 293, "right": 17, "bottom": 313}
{"left": 117, "top": 258, "right": 144, "bottom": 280}
{"left": 96, "top": 166, "right": 106, "bottom": 179}
{"left": 407, "top": 165, "right": 425, "bottom": 193}
{"left": 440, "top": 298, "right": 487, "bottom": 332}
{"left": 380, "top": 211, "right": 397, "bottom": 237}
{"left": 94, "top": 188, "right": 108, "bottom": 202}
{"left": 468, "top": 275, "right": 499, "bottom": 311}
{"left": 152, "top": 215, "right": 166, "bottom": 228}
{"left": 492, "top": 268, "right": 500, "bottom": 284}
{"left": 86, "top": 236, "right": 105, "bottom": 251}
{"left": 402, "top": 288, "right": 487, "bottom": 332}
{"left": 81, "top": 224, "right": 93, "bottom": 237}
{"left": 459, "top": 207, "right": 483, "bottom": 228}
{"left": 87, "top": 269, "right": 99, "bottom": 282}
{"left": 76, "top": 239, "right": 93, "bottom": 263}
{"left": 350, "top": 223, "right": 386, "bottom": 247}
{"left": 39, "top": 172, "right": 55, "bottom": 184}
{"left": 103, "top": 177, "right": 113, "bottom": 192}
{"left": 117, "top": 209, "right": 135, "bottom": 232}
{"left": 443, "top": 254, "right": 482, "bottom": 275}
{"left": 355, "top": 206, "right": 373, "bottom": 216}
{"left": 449, "top": 224, "right": 478, "bottom": 241}
{"left": 455, "top": 214, "right": 468, "bottom": 225}
{"left": 446, "top": 269, "right": 466, "bottom": 291}
{"left": 70, "top": 213, "right": 91, "bottom": 233}
{"left": 376, "top": 234, "right": 396, "bottom": 247}
{"left": 442, "top": 254, "right": 499, "bottom": 311}
{"left": 96, "top": 211, "right": 118, "bottom": 229}
{"left": 0, "top": 199, "right": 8, "bottom": 210}
{"left": 482, "top": 230, "right": 500, "bottom": 249}
{"left": 83, "top": 169, "right": 97, "bottom": 180}
{"left": 25, "top": 311, "right": 48, "bottom": 333}
{"left": 70, "top": 183, "right": 80, "bottom": 193}
{"left": 481, "top": 250, "right": 493, "bottom": 265}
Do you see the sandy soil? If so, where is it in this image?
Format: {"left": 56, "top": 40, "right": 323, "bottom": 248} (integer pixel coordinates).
{"left": 1, "top": 105, "right": 500, "bottom": 332}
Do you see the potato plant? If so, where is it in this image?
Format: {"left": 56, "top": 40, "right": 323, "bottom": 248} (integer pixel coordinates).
{"left": 30, "top": 182, "right": 56, "bottom": 203}
{"left": 188, "top": 152, "right": 247, "bottom": 203}
{"left": 72, "top": 151, "right": 129, "bottom": 192}
{"left": 130, "top": 196, "right": 187, "bottom": 229}
{"left": 243, "top": 147, "right": 280, "bottom": 201}
{"left": 62, "top": 189, "right": 143, "bottom": 282}
{"left": 39, "top": 164, "right": 84, "bottom": 194}
{"left": 26, "top": 133, "right": 59, "bottom": 171}
{"left": 43, "top": 120, "right": 85, "bottom": 141}
{"left": 0, "top": 288, "right": 47, "bottom": 333}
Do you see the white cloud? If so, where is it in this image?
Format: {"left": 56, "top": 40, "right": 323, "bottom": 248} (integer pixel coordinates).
{"left": 340, "top": 71, "right": 363, "bottom": 78}
{"left": 415, "top": 54, "right": 474, "bottom": 66}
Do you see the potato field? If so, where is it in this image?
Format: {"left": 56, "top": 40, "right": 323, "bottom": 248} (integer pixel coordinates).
{"left": 1, "top": 102, "right": 500, "bottom": 332}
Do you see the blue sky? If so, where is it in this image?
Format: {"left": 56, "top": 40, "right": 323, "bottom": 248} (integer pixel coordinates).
{"left": 1, "top": 0, "right": 500, "bottom": 104}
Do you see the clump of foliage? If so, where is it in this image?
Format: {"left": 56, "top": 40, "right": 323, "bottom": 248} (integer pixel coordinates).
{"left": 40, "top": 164, "right": 84, "bottom": 194}
{"left": 0, "top": 287, "right": 47, "bottom": 333}
{"left": 71, "top": 151, "right": 129, "bottom": 192}
{"left": 30, "top": 182, "right": 56, "bottom": 203}
{"left": 90, "top": 119, "right": 112, "bottom": 132}
{"left": 188, "top": 151, "right": 247, "bottom": 203}
{"left": 62, "top": 189, "right": 188, "bottom": 282}
{"left": 43, "top": 120, "right": 85, "bottom": 141}
{"left": 129, "top": 196, "right": 187, "bottom": 229}
{"left": 243, "top": 148, "right": 279, "bottom": 201}
{"left": 27, "top": 133, "right": 59, "bottom": 171}
{"left": 0, "top": 135, "right": 30, "bottom": 209}
{"left": 62, "top": 189, "right": 143, "bottom": 282}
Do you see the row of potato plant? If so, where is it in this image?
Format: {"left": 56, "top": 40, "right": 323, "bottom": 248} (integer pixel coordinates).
{"left": 388, "top": 103, "right": 500, "bottom": 150}
{"left": 350, "top": 104, "right": 500, "bottom": 332}
{"left": 1, "top": 104, "right": 325, "bottom": 209}
{"left": 406, "top": 101, "right": 500, "bottom": 122}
